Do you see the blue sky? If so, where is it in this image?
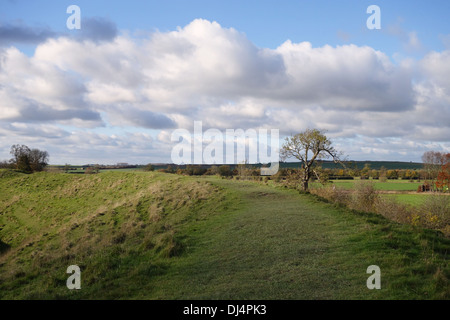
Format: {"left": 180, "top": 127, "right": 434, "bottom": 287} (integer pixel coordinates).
{"left": 0, "top": 0, "right": 449, "bottom": 164}
{"left": 3, "top": 0, "right": 449, "bottom": 54}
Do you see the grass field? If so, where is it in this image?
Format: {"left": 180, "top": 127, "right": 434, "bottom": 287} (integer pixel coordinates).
{"left": 323, "top": 179, "right": 423, "bottom": 191}
{"left": 0, "top": 170, "right": 449, "bottom": 299}
{"left": 384, "top": 194, "right": 429, "bottom": 206}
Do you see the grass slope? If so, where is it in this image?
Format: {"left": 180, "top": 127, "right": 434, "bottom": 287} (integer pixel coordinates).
{"left": 0, "top": 170, "right": 228, "bottom": 299}
{"left": 0, "top": 170, "right": 448, "bottom": 299}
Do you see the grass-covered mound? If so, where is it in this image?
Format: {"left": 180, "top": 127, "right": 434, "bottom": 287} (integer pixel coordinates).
{"left": 0, "top": 170, "right": 229, "bottom": 299}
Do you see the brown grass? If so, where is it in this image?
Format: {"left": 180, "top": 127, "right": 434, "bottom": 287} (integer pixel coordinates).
{"left": 311, "top": 183, "right": 450, "bottom": 237}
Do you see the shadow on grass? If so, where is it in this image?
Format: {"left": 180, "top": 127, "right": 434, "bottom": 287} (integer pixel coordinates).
{"left": 0, "top": 239, "right": 10, "bottom": 255}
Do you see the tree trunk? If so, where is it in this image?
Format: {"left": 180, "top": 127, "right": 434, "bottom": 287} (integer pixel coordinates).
{"left": 302, "top": 180, "right": 309, "bottom": 191}
{"left": 302, "top": 168, "right": 310, "bottom": 191}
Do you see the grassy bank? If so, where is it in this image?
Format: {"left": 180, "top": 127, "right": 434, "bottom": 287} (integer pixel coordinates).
{"left": 0, "top": 170, "right": 231, "bottom": 299}
{"left": 0, "top": 170, "right": 449, "bottom": 299}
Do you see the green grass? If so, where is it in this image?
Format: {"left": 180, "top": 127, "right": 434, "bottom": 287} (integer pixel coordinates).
{"left": 372, "top": 181, "right": 422, "bottom": 191}
{"left": 0, "top": 170, "right": 448, "bottom": 299}
{"left": 324, "top": 179, "right": 422, "bottom": 191}
{"left": 383, "top": 194, "right": 429, "bottom": 207}
{"left": 0, "top": 170, "right": 228, "bottom": 299}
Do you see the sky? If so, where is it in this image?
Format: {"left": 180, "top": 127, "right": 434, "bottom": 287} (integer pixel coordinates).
{"left": 0, "top": 0, "right": 449, "bottom": 165}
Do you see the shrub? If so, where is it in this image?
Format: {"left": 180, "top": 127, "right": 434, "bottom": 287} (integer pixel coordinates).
{"left": 208, "top": 166, "right": 220, "bottom": 175}
{"left": 282, "top": 169, "right": 302, "bottom": 190}
{"left": 374, "top": 197, "right": 413, "bottom": 225}
{"left": 310, "top": 184, "right": 350, "bottom": 206}
{"left": 420, "top": 194, "right": 450, "bottom": 229}
{"left": 350, "top": 181, "right": 379, "bottom": 212}
{"left": 272, "top": 168, "right": 287, "bottom": 182}
{"left": 85, "top": 167, "right": 96, "bottom": 174}
{"left": 311, "top": 178, "right": 449, "bottom": 236}
{"left": 0, "top": 161, "right": 13, "bottom": 169}
{"left": 218, "top": 165, "right": 232, "bottom": 177}
{"left": 166, "top": 165, "right": 175, "bottom": 173}
{"left": 183, "top": 165, "right": 207, "bottom": 176}
{"left": 143, "top": 164, "right": 155, "bottom": 172}
{"left": 374, "top": 194, "right": 449, "bottom": 233}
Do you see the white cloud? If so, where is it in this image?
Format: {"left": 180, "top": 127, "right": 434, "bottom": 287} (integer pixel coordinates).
{"left": 407, "top": 31, "right": 422, "bottom": 51}
{"left": 420, "top": 50, "right": 450, "bottom": 91}
{"left": 274, "top": 41, "right": 414, "bottom": 111}
{"left": 0, "top": 19, "right": 448, "bottom": 163}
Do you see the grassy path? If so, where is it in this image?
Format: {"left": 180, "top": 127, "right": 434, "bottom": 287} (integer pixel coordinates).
{"left": 146, "top": 178, "right": 449, "bottom": 300}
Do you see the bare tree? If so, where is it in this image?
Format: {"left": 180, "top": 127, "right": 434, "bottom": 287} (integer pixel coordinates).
{"left": 280, "top": 129, "right": 343, "bottom": 191}
{"left": 29, "top": 148, "right": 49, "bottom": 172}
{"left": 10, "top": 145, "right": 30, "bottom": 164}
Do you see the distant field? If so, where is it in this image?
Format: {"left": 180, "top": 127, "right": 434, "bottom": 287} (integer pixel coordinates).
{"left": 329, "top": 179, "right": 422, "bottom": 191}
{"left": 383, "top": 194, "right": 429, "bottom": 206}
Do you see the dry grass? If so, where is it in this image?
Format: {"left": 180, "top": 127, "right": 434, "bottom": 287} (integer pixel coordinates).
{"left": 374, "top": 197, "right": 412, "bottom": 225}
{"left": 311, "top": 183, "right": 449, "bottom": 237}
{"left": 349, "top": 181, "right": 379, "bottom": 213}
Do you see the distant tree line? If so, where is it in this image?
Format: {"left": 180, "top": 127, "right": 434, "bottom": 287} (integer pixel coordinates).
{"left": 157, "top": 164, "right": 240, "bottom": 177}
{"left": 0, "top": 145, "right": 49, "bottom": 173}
{"left": 153, "top": 159, "right": 447, "bottom": 186}
{"left": 152, "top": 163, "right": 420, "bottom": 179}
